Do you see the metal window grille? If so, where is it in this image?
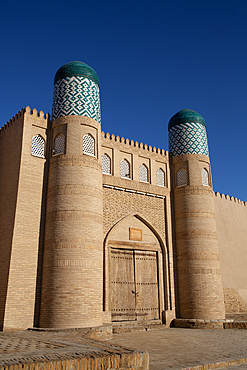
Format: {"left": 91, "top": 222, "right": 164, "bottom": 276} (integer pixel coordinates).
{"left": 102, "top": 153, "right": 111, "bottom": 174}
{"left": 120, "top": 159, "right": 130, "bottom": 179}
{"left": 31, "top": 135, "right": 45, "bottom": 158}
{"left": 139, "top": 164, "right": 148, "bottom": 182}
{"left": 83, "top": 134, "right": 95, "bottom": 156}
{"left": 157, "top": 168, "right": 165, "bottom": 187}
{"left": 54, "top": 134, "right": 65, "bottom": 155}
{"left": 201, "top": 168, "right": 209, "bottom": 186}
{"left": 177, "top": 168, "right": 188, "bottom": 187}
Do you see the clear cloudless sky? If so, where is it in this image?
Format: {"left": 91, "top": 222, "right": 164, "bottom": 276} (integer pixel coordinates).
{"left": 1, "top": 0, "right": 247, "bottom": 201}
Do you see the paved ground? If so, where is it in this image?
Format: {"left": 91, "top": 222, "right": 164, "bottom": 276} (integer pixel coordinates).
{"left": 108, "top": 328, "right": 247, "bottom": 369}
{"left": 1, "top": 327, "right": 247, "bottom": 370}
{"left": 0, "top": 329, "right": 147, "bottom": 369}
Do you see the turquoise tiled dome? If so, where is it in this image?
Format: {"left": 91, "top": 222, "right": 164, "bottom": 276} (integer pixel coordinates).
{"left": 52, "top": 61, "right": 101, "bottom": 122}
{"left": 168, "top": 109, "right": 209, "bottom": 157}
{"left": 54, "top": 61, "right": 99, "bottom": 86}
{"left": 168, "top": 109, "right": 205, "bottom": 130}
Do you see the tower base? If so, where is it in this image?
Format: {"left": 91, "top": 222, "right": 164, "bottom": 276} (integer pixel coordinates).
{"left": 173, "top": 318, "right": 233, "bottom": 329}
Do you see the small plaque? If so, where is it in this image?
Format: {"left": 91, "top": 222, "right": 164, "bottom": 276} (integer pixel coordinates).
{"left": 129, "top": 228, "right": 142, "bottom": 241}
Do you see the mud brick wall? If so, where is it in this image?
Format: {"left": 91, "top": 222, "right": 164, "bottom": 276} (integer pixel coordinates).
{"left": 0, "top": 107, "right": 49, "bottom": 330}
{"left": 214, "top": 193, "right": 247, "bottom": 313}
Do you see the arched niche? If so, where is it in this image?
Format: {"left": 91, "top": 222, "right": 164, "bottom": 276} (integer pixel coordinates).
{"left": 103, "top": 214, "right": 170, "bottom": 323}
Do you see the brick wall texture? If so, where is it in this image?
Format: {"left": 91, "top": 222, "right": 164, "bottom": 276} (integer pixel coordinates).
{"left": 0, "top": 108, "right": 49, "bottom": 330}
{"left": 0, "top": 110, "right": 247, "bottom": 330}
{"left": 214, "top": 193, "right": 247, "bottom": 313}
{"left": 103, "top": 188, "right": 166, "bottom": 239}
{"left": 0, "top": 111, "right": 24, "bottom": 330}
{"left": 39, "top": 116, "right": 104, "bottom": 329}
{"left": 172, "top": 154, "right": 225, "bottom": 320}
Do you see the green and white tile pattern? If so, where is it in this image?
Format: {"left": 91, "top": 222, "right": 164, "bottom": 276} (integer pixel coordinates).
{"left": 52, "top": 76, "right": 101, "bottom": 123}
{"left": 169, "top": 122, "right": 209, "bottom": 157}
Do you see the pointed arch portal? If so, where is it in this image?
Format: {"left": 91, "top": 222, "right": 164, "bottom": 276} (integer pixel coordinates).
{"left": 110, "top": 248, "right": 159, "bottom": 321}
{"left": 104, "top": 215, "right": 167, "bottom": 322}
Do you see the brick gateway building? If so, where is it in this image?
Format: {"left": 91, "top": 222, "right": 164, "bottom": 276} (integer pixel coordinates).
{"left": 0, "top": 61, "right": 246, "bottom": 331}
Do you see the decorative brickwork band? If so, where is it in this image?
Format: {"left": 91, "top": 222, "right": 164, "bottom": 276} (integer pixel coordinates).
{"left": 52, "top": 76, "right": 101, "bottom": 122}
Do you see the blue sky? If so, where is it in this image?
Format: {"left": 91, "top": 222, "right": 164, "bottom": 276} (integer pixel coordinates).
{"left": 1, "top": 0, "right": 247, "bottom": 201}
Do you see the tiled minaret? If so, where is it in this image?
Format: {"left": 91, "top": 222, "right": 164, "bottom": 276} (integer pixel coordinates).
{"left": 39, "top": 62, "right": 104, "bottom": 328}
{"left": 169, "top": 109, "right": 225, "bottom": 320}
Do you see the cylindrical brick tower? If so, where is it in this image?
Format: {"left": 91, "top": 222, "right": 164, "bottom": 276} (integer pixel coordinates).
{"left": 39, "top": 62, "right": 103, "bottom": 328}
{"left": 169, "top": 109, "right": 225, "bottom": 320}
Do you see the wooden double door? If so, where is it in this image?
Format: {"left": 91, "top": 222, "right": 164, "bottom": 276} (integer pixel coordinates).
{"left": 110, "top": 248, "right": 160, "bottom": 321}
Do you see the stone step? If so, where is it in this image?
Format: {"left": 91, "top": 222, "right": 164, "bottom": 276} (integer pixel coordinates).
{"left": 112, "top": 320, "right": 167, "bottom": 334}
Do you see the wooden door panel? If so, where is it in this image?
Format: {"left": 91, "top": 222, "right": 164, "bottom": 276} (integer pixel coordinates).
{"left": 110, "top": 249, "right": 136, "bottom": 321}
{"left": 134, "top": 250, "right": 160, "bottom": 320}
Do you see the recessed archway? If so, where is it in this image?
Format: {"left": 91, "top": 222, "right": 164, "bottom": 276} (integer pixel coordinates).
{"left": 103, "top": 214, "right": 169, "bottom": 323}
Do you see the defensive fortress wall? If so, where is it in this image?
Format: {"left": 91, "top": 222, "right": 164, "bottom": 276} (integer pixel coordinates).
{"left": 101, "top": 131, "right": 176, "bottom": 323}
{"left": 0, "top": 107, "right": 50, "bottom": 330}
{"left": 101, "top": 130, "right": 170, "bottom": 237}
{"left": 214, "top": 192, "right": 247, "bottom": 313}
{"left": 1, "top": 60, "right": 247, "bottom": 333}
{"left": 0, "top": 103, "right": 176, "bottom": 330}
{"left": 0, "top": 109, "right": 25, "bottom": 330}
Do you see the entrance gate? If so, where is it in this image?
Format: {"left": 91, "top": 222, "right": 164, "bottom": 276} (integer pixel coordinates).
{"left": 110, "top": 248, "right": 160, "bottom": 321}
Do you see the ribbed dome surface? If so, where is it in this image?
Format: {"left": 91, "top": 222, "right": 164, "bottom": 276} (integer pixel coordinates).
{"left": 168, "top": 109, "right": 205, "bottom": 130}
{"left": 54, "top": 61, "right": 99, "bottom": 85}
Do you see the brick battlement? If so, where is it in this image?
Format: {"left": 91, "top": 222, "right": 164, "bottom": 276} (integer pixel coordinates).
{"left": 25, "top": 106, "right": 50, "bottom": 120}
{"left": 1, "top": 106, "right": 50, "bottom": 135}
{"left": 102, "top": 131, "right": 168, "bottom": 156}
{"left": 0, "top": 108, "right": 25, "bottom": 134}
{"left": 215, "top": 192, "right": 246, "bottom": 206}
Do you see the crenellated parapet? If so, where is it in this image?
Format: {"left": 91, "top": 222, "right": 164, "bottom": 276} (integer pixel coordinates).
{"left": 1, "top": 106, "right": 50, "bottom": 135}
{"left": 24, "top": 106, "right": 50, "bottom": 130}
{"left": 24, "top": 106, "right": 50, "bottom": 120}
{"left": 0, "top": 108, "right": 25, "bottom": 134}
{"left": 102, "top": 131, "right": 168, "bottom": 156}
{"left": 215, "top": 192, "right": 246, "bottom": 206}
{"left": 101, "top": 131, "right": 170, "bottom": 190}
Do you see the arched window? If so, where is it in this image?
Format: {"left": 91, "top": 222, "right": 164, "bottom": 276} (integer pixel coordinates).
{"left": 120, "top": 159, "right": 130, "bottom": 179}
{"left": 53, "top": 134, "right": 65, "bottom": 155}
{"left": 102, "top": 153, "right": 111, "bottom": 174}
{"left": 177, "top": 168, "right": 188, "bottom": 187}
{"left": 201, "top": 168, "right": 209, "bottom": 186}
{"left": 139, "top": 164, "right": 148, "bottom": 182}
{"left": 83, "top": 134, "right": 95, "bottom": 156}
{"left": 31, "top": 135, "right": 45, "bottom": 158}
{"left": 157, "top": 168, "right": 165, "bottom": 187}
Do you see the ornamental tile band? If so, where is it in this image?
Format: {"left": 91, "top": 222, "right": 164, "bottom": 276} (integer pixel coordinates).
{"left": 168, "top": 122, "right": 209, "bottom": 157}
{"left": 52, "top": 76, "right": 101, "bottom": 122}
